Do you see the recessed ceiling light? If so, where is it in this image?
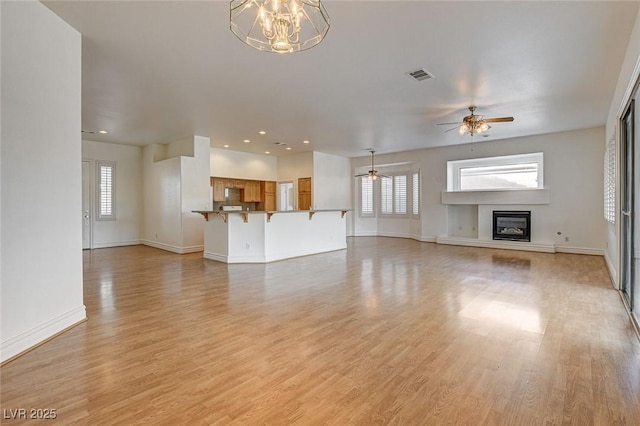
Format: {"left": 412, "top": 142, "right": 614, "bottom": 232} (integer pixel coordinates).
{"left": 98, "top": 130, "right": 108, "bottom": 134}
{"left": 258, "top": 131, "right": 266, "bottom": 135}
{"left": 265, "top": 151, "right": 270, "bottom": 154}
{"left": 286, "top": 147, "right": 292, "bottom": 150}
{"left": 303, "top": 140, "right": 310, "bottom": 144}
{"left": 223, "top": 144, "right": 229, "bottom": 148}
{"left": 243, "top": 139, "right": 250, "bottom": 143}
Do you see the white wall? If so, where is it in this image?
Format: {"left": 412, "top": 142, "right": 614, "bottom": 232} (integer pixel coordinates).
{"left": 210, "top": 148, "right": 277, "bottom": 181}
{"left": 142, "top": 143, "right": 183, "bottom": 251}
{"left": 277, "top": 152, "right": 313, "bottom": 209}
{"left": 352, "top": 127, "right": 606, "bottom": 253}
{"left": 181, "top": 136, "right": 211, "bottom": 249}
{"left": 1, "top": 0, "right": 85, "bottom": 362}
{"left": 313, "top": 152, "right": 351, "bottom": 210}
{"left": 82, "top": 140, "right": 142, "bottom": 248}
{"left": 142, "top": 136, "right": 210, "bottom": 253}
{"left": 605, "top": 6, "right": 640, "bottom": 284}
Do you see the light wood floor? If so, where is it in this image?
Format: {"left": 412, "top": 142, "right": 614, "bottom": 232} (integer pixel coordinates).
{"left": 2, "top": 238, "right": 640, "bottom": 425}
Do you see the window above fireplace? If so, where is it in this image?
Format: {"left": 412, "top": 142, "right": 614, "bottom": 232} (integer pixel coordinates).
{"left": 447, "top": 152, "right": 544, "bottom": 192}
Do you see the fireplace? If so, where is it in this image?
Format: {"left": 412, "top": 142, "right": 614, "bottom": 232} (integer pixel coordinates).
{"left": 493, "top": 211, "right": 531, "bottom": 242}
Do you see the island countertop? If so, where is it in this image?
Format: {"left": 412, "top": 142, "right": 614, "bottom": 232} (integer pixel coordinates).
{"left": 193, "top": 209, "right": 349, "bottom": 223}
{"left": 194, "top": 209, "right": 349, "bottom": 263}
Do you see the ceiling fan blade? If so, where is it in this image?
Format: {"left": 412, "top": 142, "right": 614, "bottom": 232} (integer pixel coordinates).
{"left": 444, "top": 125, "right": 461, "bottom": 133}
{"left": 436, "top": 122, "right": 461, "bottom": 125}
{"left": 483, "top": 117, "right": 514, "bottom": 123}
{"left": 354, "top": 173, "right": 369, "bottom": 178}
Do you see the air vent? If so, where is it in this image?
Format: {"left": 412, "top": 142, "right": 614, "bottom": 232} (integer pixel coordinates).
{"left": 406, "top": 68, "right": 434, "bottom": 82}
{"left": 274, "top": 142, "right": 288, "bottom": 146}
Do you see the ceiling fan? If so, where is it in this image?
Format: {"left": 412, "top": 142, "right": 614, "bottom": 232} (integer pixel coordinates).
{"left": 355, "top": 150, "right": 388, "bottom": 180}
{"left": 437, "top": 106, "right": 514, "bottom": 136}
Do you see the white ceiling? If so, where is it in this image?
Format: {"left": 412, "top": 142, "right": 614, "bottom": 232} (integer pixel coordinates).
{"left": 43, "top": 1, "right": 639, "bottom": 158}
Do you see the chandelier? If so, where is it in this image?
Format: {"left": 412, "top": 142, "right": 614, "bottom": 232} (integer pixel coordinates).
{"left": 230, "top": 0, "right": 330, "bottom": 54}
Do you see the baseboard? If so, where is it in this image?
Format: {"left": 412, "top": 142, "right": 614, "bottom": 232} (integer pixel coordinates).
{"left": 0, "top": 305, "right": 87, "bottom": 364}
{"left": 415, "top": 236, "right": 437, "bottom": 243}
{"left": 352, "top": 232, "right": 434, "bottom": 242}
{"left": 436, "top": 236, "right": 556, "bottom": 253}
{"left": 376, "top": 232, "right": 416, "bottom": 239}
{"left": 203, "top": 251, "right": 228, "bottom": 263}
{"left": 352, "top": 234, "right": 602, "bottom": 255}
{"left": 604, "top": 250, "right": 618, "bottom": 289}
{"left": 92, "top": 240, "right": 140, "bottom": 249}
{"left": 180, "top": 245, "right": 205, "bottom": 254}
{"left": 141, "top": 240, "right": 203, "bottom": 254}
{"left": 555, "top": 246, "right": 604, "bottom": 256}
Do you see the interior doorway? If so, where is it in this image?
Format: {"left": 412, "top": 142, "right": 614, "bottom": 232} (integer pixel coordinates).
{"left": 278, "top": 181, "right": 294, "bottom": 211}
{"left": 82, "top": 160, "right": 93, "bottom": 249}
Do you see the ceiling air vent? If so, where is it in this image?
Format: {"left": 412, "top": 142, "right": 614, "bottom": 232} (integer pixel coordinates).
{"left": 406, "top": 68, "right": 434, "bottom": 82}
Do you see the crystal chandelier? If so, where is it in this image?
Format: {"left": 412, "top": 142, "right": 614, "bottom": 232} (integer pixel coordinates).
{"left": 230, "top": 0, "right": 330, "bottom": 54}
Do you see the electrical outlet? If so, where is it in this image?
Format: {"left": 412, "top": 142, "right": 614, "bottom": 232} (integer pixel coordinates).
{"left": 565, "top": 237, "right": 569, "bottom": 242}
{"left": 246, "top": 243, "right": 251, "bottom": 249}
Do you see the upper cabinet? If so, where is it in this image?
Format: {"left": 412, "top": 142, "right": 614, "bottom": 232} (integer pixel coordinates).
{"left": 211, "top": 177, "right": 226, "bottom": 202}
{"left": 211, "top": 177, "right": 267, "bottom": 204}
{"left": 260, "top": 180, "right": 277, "bottom": 211}
{"left": 242, "top": 180, "right": 261, "bottom": 202}
{"left": 264, "top": 180, "right": 276, "bottom": 194}
{"left": 298, "top": 177, "right": 312, "bottom": 210}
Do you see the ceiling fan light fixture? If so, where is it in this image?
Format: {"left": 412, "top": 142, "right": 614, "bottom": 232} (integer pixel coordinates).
{"left": 440, "top": 106, "right": 511, "bottom": 137}
{"left": 230, "top": 0, "right": 330, "bottom": 54}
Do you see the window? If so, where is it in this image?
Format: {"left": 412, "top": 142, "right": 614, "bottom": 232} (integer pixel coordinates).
{"left": 412, "top": 171, "right": 420, "bottom": 216}
{"left": 97, "top": 161, "right": 116, "bottom": 220}
{"left": 380, "top": 174, "right": 408, "bottom": 217}
{"left": 380, "top": 176, "right": 393, "bottom": 214}
{"left": 447, "top": 153, "right": 543, "bottom": 192}
{"left": 358, "top": 170, "right": 418, "bottom": 218}
{"left": 360, "top": 177, "right": 374, "bottom": 217}
{"left": 394, "top": 175, "right": 407, "bottom": 214}
{"left": 604, "top": 137, "right": 615, "bottom": 223}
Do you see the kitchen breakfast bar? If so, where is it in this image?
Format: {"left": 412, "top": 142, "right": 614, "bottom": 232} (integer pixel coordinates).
{"left": 194, "top": 209, "right": 348, "bottom": 263}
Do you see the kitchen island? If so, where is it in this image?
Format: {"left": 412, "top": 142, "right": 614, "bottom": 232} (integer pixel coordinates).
{"left": 194, "top": 209, "right": 348, "bottom": 263}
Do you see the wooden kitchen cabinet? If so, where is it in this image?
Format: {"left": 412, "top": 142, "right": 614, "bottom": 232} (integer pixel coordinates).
{"left": 264, "top": 181, "right": 276, "bottom": 194}
{"left": 225, "top": 179, "right": 245, "bottom": 189}
{"left": 241, "top": 180, "right": 261, "bottom": 202}
{"left": 211, "top": 178, "right": 226, "bottom": 202}
{"left": 298, "top": 177, "right": 312, "bottom": 210}
{"left": 259, "top": 180, "right": 277, "bottom": 211}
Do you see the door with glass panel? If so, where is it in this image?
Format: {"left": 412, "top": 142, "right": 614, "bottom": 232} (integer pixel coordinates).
{"left": 621, "top": 100, "right": 635, "bottom": 312}
{"left": 629, "top": 97, "right": 640, "bottom": 324}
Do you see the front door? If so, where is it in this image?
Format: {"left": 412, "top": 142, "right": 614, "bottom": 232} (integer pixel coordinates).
{"left": 82, "top": 160, "right": 92, "bottom": 249}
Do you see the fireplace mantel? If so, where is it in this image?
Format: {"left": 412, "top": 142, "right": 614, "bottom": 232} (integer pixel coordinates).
{"left": 441, "top": 189, "right": 549, "bottom": 205}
